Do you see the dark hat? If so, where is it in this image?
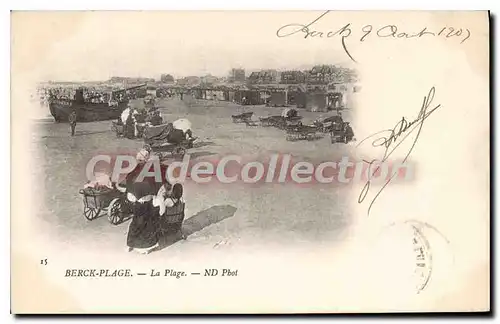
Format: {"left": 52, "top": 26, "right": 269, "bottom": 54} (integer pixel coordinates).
{"left": 171, "top": 183, "right": 183, "bottom": 200}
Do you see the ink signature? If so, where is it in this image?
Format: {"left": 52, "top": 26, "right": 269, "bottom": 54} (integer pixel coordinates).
{"left": 356, "top": 87, "right": 441, "bottom": 215}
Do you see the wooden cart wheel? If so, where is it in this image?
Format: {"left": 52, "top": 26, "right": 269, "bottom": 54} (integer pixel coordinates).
{"left": 107, "top": 198, "right": 123, "bottom": 225}
{"left": 84, "top": 206, "right": 100, "bottom": 220}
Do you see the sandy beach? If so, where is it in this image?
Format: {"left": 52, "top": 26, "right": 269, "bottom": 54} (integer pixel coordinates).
{"left": 31, "top": 97, "right": 356, "bottom": 256}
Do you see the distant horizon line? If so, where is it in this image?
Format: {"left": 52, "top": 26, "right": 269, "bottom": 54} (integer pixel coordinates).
{"left": 38, "top": 64, "right": 357, "bottom": 84}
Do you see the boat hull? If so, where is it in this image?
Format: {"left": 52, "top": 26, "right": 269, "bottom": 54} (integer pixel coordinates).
{"left": 49, "top": 100, "right": 129, "bottom": 123}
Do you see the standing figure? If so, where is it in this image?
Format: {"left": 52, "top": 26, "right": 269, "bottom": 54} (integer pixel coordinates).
{"left": 68, "top": 110, "right": 77, "bottom": 136}
{"left": 123, "top": 163, "right": 167, "bottom": 255}
{"left": 150, "top": 111, "right": 163, "bottom": 126}
{"left": 125, "top": 113, "right": 135, "bottom": 139}
{"left": 125, "top": 181, "right": 159, "bottom": 254}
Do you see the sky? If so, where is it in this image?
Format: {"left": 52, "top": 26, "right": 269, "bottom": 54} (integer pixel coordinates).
{"left": 11, "top": 11, "right": 356, "bottom": 82}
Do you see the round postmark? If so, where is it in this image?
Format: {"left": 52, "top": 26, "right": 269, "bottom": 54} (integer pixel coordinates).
{"left": 409, "top": 223, "right": 433, "bottom": 293}
{"left": 371, "top": 219, "right": 453, "bottom": 295}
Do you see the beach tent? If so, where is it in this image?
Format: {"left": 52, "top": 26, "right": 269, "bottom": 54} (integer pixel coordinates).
{"left": 305, "top": 93, "right": 328, "bottom": 112}
{"left": 173, "top": 118, "right": 192, "bottom": 133}
{"left": 293, "top": 92, "right": 307, "bottom": 108}
{"left": 268, "top": 91, "right": 287, "bottom": 106}
{"left": 235, "top": 90, "right": 263, "bottom": 105}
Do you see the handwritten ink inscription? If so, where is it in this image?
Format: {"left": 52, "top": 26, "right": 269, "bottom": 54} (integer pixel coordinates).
{"left": 356, "top": 87, "right": 442, "bottom": 215}
{"left": 276, "top": 11, "right": 471, "bottom": 62}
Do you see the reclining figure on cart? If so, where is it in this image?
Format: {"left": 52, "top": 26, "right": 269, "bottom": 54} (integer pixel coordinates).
{"left": 142, "top": 118, "right": 197, "bottom": 160}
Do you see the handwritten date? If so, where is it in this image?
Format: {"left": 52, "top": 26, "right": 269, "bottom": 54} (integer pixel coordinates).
{"left": 276, "top": 11, "right": 471, "bottom": 62}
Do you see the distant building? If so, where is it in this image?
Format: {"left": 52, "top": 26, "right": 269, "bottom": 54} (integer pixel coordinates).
{"left": 176, "top": 76, "right": 201, "bottom": 86}
{"left": 247, "top": 70, "right": 279, "bottom": 84}
{"left": 260, "top": 69, "right": 279, "bottom": 83}
{"left": 229, "top": 68, "right": 246, "bottom": 83}
{"left": 200, "top": 74, "right": 219, "bottom": 86}
{"left": 280, "top": 70, "right": 306, "bottom": 84}
{"left": 306, "top": 65, "right": 358, "bottom": 85}
{"left": 160, "top": 74, "right": 175, "bottom": 84}
{"left": 109, "top": 76, "right": 155, "bottom": 84}
{"left": 306, "top": 65, "right": 334, "bottom": 84}
{"left": 247, "top": 72, "right": 260, "bottom": 84}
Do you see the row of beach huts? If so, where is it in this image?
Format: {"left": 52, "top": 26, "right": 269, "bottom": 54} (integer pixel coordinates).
{"left": 156, "top": 83, "right": 360, "bottom": 112}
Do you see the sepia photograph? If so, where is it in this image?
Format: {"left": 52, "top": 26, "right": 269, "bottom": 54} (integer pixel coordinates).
{"left": 10, "top": 10, "right": 490, "bottom": 314}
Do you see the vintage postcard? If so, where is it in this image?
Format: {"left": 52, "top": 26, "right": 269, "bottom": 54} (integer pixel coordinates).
{"left": 11, "top": 11, "right": 490, "bottom": 313}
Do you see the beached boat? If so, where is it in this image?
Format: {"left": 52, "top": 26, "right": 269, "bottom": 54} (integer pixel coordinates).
{"left": 48, "top": 84, "right": 145, "bottom": 123}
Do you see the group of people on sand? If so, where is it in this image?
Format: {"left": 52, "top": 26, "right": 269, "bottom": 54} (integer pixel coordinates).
{"left": 84, "top": 146, "right": 186, "bottom": 255}
{"left": 46, "top": 87, "right": 127, "bottom": 104}
{"left": 118, "top": 105, "right": 164, "bottom": 139}
{"left": 80, "top": 99, "right": 193, "bottom": 254}
{"left": 119, "top": 113, "right": 195, "bottom": 253}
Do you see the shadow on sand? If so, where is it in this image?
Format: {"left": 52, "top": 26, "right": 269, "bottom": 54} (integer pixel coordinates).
{"left": 71, "top": 130, "right": 111, "bottom": 137}
{"left": 41, "top": 130, "right": 111, "bottom": 138}
{"left": 189, "top": 151, "right": 218, "bottom": 160}
{"left": 156, "top": 204, "right": 237, "bottom": 251}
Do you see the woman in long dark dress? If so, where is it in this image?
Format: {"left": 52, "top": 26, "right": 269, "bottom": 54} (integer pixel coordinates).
{"left": 125, "top": 181, "right": 159, "bottom": 254}
{"left": 122, "top": 161, "right": 172, "bottom": 254}
{"left": 123, "top": 161, "right": 169, "bottom": 254}
{"left": 125, "top": 113, "right": 135, "bottom": 139}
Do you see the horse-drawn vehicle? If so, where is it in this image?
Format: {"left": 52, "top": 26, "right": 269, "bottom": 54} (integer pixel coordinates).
{"left": 285, "top": 124, "right": 320, "bottom": 141}
{"left": 232, "top": 112, "right": 254, "bottom": 124}
{"left": 330, "top": 121, "right": 355, "bottom": 144}
{"left": 280, "top": 116, "right": 303, "bottom": 130}
{"left": 269, "top": 116, "right": 304, "bottom": 130}
{"left": 259, "top": 115, "right": 283, "bottom": 127}
{"left": 314, "top": 115, "right": 344, "bottom": 133}
{"left": 111, "top": 119, "right": 147, "bottom": 138}
{"left": 143, "top": 123, "right": 196, "bottom": 159}
{"left": 143, "top": 139, "right": 195, "bottom": 160}
{"left": 259, "top": 114, "right": 303, "bottom": 129}
{"left": 272, "top": 108, "right": 303, "bottom": 129}
{"left": 111, "top": 120, "right": 125, "bottom": 137}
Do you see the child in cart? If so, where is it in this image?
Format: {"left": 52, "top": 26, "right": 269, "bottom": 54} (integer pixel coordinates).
{"left": 153, "top": 181, "right": 186, "bottom": 241}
